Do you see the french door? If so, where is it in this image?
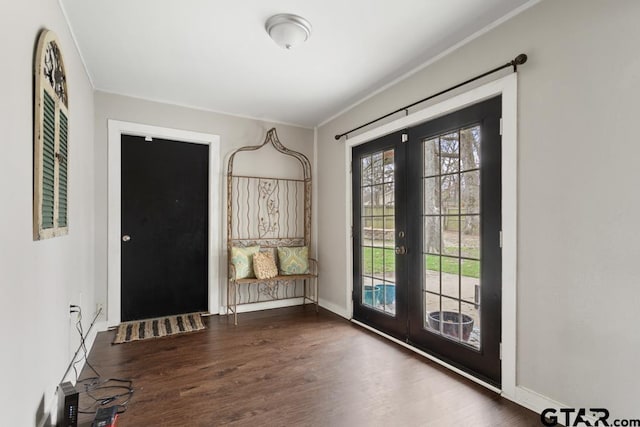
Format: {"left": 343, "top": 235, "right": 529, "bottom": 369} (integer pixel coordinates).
{"left": 352, "top": 96, "right": 502, "bottom": 386}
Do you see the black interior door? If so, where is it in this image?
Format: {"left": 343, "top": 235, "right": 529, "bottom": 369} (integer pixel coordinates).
{"left": 121, "top": 135, "right": 209, "bottom": 321}
{"left": 352, "top": 96, "right": 502, "bottom": 386}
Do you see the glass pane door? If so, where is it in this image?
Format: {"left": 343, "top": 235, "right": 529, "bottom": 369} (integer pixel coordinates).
{"left": 360, "top": 149, "right": 396, "bottom": 315}
{"left": 352, "top": 96, "right": 502, "bottom": 386}
{"left": 407, "top": 96, "right": 502, "bottom": 386}
{"left": 352, "top": 131, "right": 407, "bottom": 340}
{"left": 422, "top": 127, "right": 482, "bottom": 349}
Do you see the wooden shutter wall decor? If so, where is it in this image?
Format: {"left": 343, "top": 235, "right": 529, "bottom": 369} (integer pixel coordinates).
{"left": 33, "top": 30, "right": 69, "bottom": 240}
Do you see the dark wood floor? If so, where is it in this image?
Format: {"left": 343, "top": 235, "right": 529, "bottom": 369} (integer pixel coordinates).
{"left": 78, "top": 306, "right": 540, "bottom": 426}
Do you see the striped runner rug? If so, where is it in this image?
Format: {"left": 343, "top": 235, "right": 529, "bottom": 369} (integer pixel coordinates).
{"left": 113, "top": 313, "right": 205, "bottom": 344}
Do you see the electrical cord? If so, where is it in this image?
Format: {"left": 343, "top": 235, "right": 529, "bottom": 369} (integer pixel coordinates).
{"left": 68, "top": 305, "right": 135, "bottom": 417}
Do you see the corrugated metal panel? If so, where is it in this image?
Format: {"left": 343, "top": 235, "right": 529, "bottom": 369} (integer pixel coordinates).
{"left": 42, "top": 91, "right": 55, "bottom": 229}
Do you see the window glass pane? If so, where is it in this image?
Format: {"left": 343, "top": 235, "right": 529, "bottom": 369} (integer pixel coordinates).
{"left": 440, "top": 256, "right": 460, "bottom": 300}
{"left": 361, "top": 155, "right": 373, "bottom": 185}
{"left": 383, "top": 216, "right": 395, "bottom": 248}
{"left": 362, "top": 277, "right": 376, "bottom": 307}
{"left": 440, "top": 132, "right": 459, "bottom": 174}
{"left": 423, "top": 176, "right": 441, "bottom": 215}
{"left": 424, "top": 255, "right": 440, "bottom": 294}
{"left": 424, "top": 138, "right": 439, "bottom": 177}
{"left": 362, "top": 217, "right": 374, "bottom": 246}
{"left": 439, "top": 296, "right": 461, "bottom": 341}
{"left": 442, "top": 221, "right": 459, "bottom": 257}
{"left": 461, "top": 259, "right": 480, "bottom": 303}
{"left": 460, "top": 171, "right": 480, "bottom": 214}
{"left": 362, "top": 247, "right": 373, "bottom": 276}
{"left": 460, "top": 126, "right": 480, "bottom": 171}
{"left": 361, "top": 186, "right": 372, "bottom": 215}
{"left": 372, "top": 152, "right": 383, "bottom": 184}
{"left": 371, "top": 247, "right": 385, "bottom": 281}
{"left": 460, "top": 218, "right": 480, "bottom": 259}
{"left": 424, "top": 216, "right": 441, "bottom": 254}
{"left": 424, "top": 292, "right": 440, "bottom": 331}
{"left": 441, "top": 173, "right": 459, "bottom": 216}
{"left": 383, "top": 182, "right": 394, "bottom": 211}
{"left": 461, "top": 301, "right": 480, "bottom": 349}
{"left": 383, "top": 150, "right": 394, "bottom": 183}
{"left": 379, "top": 281, "right": 396, "bottom": 315}
{"left": 371, "top": 184, "right": 385, "bottom": 210}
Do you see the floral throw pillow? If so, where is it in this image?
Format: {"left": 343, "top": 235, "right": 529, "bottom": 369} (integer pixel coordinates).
{"left": 231, "top": 246, "right": 260, "bottom": 279}
{"left": 277, "top": 246, "right": 309, "bottom": 275}
{"left": 253, "top": 251, "right": 278, "bottom": 280}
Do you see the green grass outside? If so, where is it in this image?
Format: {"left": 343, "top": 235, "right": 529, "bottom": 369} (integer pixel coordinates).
{"left": 362, "top": 247, "right": 479, "bottom": 278}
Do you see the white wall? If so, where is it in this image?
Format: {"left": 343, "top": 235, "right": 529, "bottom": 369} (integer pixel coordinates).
{"left": 93, "top": 92, "right": 314, "bottom": 318}
{"left": 316, "top": 0, "right": 640, "bottom": 419}
{"left": 0, "top": 1, "right": 96, "bottom": 425}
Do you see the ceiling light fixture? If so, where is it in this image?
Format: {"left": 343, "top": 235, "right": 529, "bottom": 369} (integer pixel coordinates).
{"left": 265, "top": 14, "right": 312, "bottom": 50}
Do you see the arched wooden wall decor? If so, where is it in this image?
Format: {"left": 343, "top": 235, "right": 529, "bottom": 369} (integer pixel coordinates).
{"left": 33, "top": 30, "right": 69, "bottom": 240}
{"left": 226, "top": 128, "right": 317, "bottom": 323}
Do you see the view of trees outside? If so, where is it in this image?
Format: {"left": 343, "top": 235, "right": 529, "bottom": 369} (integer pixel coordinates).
{"left": 360, "top": 149, "right": 396, "bottom": 315}
{"left": 358, "top": 127, "right": 482, "bottom": 347}
{"left": 423, "top": 126, "right": 481, "bottom": 347}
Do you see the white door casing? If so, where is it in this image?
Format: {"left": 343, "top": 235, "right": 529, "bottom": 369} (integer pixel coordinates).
{"left": 107, "top": 120, "right": 221, "bottom": 327}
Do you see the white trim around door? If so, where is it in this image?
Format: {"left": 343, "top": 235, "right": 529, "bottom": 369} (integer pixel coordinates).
{"left": 107, "top": 120, "right": 221, "bottom": 327}
{"left": 342, "top": 73, "right": 518, "bottom": 398}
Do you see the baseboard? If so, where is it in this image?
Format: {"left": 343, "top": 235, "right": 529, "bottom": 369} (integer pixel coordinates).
{"left": 509, "top": 386, "right": 571, "bottom": 417}
{"left": 219, "top": 297, "right": 306, "bottom": 315}
{"left": 318, "top": 298, "right": 350, "bottom": 319}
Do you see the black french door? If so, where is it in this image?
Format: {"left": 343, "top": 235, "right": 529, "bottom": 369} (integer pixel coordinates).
{"left": 353, "top": 96, "right": 502, "bottom": 386}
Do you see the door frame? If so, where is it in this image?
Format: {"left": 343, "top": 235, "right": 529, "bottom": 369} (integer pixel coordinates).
{"left": 107, "top": 120, "right": 221, "bottom": 327}
{"left": 344, "top": 73, "right": 518, "bottom": 397}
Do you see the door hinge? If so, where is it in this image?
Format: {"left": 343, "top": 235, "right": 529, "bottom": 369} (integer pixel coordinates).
{"left": 499, "top": 230, "right": 503, "bottom": 248}
{"left": 401, "top": 133, "right": 408, "bottom": 143}
{"left": 350, "top": 226, "right": 353, "bottom": 238}
{"left": 499, "top": 342, "right": 503, "bottom": 360}
{"left": 499, "top": 117, "right": 503, "bottom": 136}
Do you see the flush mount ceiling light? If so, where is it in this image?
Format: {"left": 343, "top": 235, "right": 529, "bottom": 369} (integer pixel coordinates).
{"left": 265, "top": 14, "right": 312, "bottom": 50}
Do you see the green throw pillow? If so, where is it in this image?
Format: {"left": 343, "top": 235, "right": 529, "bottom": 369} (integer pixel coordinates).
{"left": 231, "top": 246, "right": 260, "bottom": 279}
{"left": 277, "top": 246, "right": 309, "bottom": 275}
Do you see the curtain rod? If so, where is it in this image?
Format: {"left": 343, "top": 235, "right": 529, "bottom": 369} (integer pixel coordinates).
{"left": 334, "top": 53, "right": 528, "bottom": 141}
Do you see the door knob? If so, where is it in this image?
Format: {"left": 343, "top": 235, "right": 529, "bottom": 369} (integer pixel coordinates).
{"left": 395, "top": 246, "right": 406, "bottom": 255}
{"left": 122, "top": 235, "right": 131, "bottom": 242}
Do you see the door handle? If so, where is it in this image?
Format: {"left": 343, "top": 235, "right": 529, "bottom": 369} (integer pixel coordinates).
{"left": 122, "top": 235, "right": 131, "bottom": 242}
{"left": 395, "top": 246, "right": 406, "bottom": 255}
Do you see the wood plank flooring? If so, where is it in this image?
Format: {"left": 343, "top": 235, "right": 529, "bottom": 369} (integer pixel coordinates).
{"left": 78, "top": 306, "right": 541, "bottom": 426}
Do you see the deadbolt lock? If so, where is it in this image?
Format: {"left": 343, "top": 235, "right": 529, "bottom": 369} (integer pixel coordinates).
{"left": 395, "top": 246, "right": 407, "bottom": 255}
{"left": 122, "top": 235, "right": 131, "bottom": 242}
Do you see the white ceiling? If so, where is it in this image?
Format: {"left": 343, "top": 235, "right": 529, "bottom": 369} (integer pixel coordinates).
{"left": 61, "top": 0, "right": 532, "bottom": 128}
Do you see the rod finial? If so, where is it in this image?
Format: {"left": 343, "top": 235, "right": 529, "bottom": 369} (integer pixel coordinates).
{"left": 334, "top": 134, "right": 342, "bottom": 141}
{"left": 514, "top": 53, "right": 527, "bottom": 66}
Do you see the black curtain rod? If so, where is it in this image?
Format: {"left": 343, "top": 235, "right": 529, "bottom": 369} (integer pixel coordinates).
{"left": 334, "top": 53, "right": 528, "bottom": 141}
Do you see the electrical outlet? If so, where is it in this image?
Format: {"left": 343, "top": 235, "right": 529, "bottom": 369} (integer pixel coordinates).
{"left": 96, "top": 303, "right": 104, "bottom": 317}
{"left": 69, "top": 303, "right": 79, "bottom": 319}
